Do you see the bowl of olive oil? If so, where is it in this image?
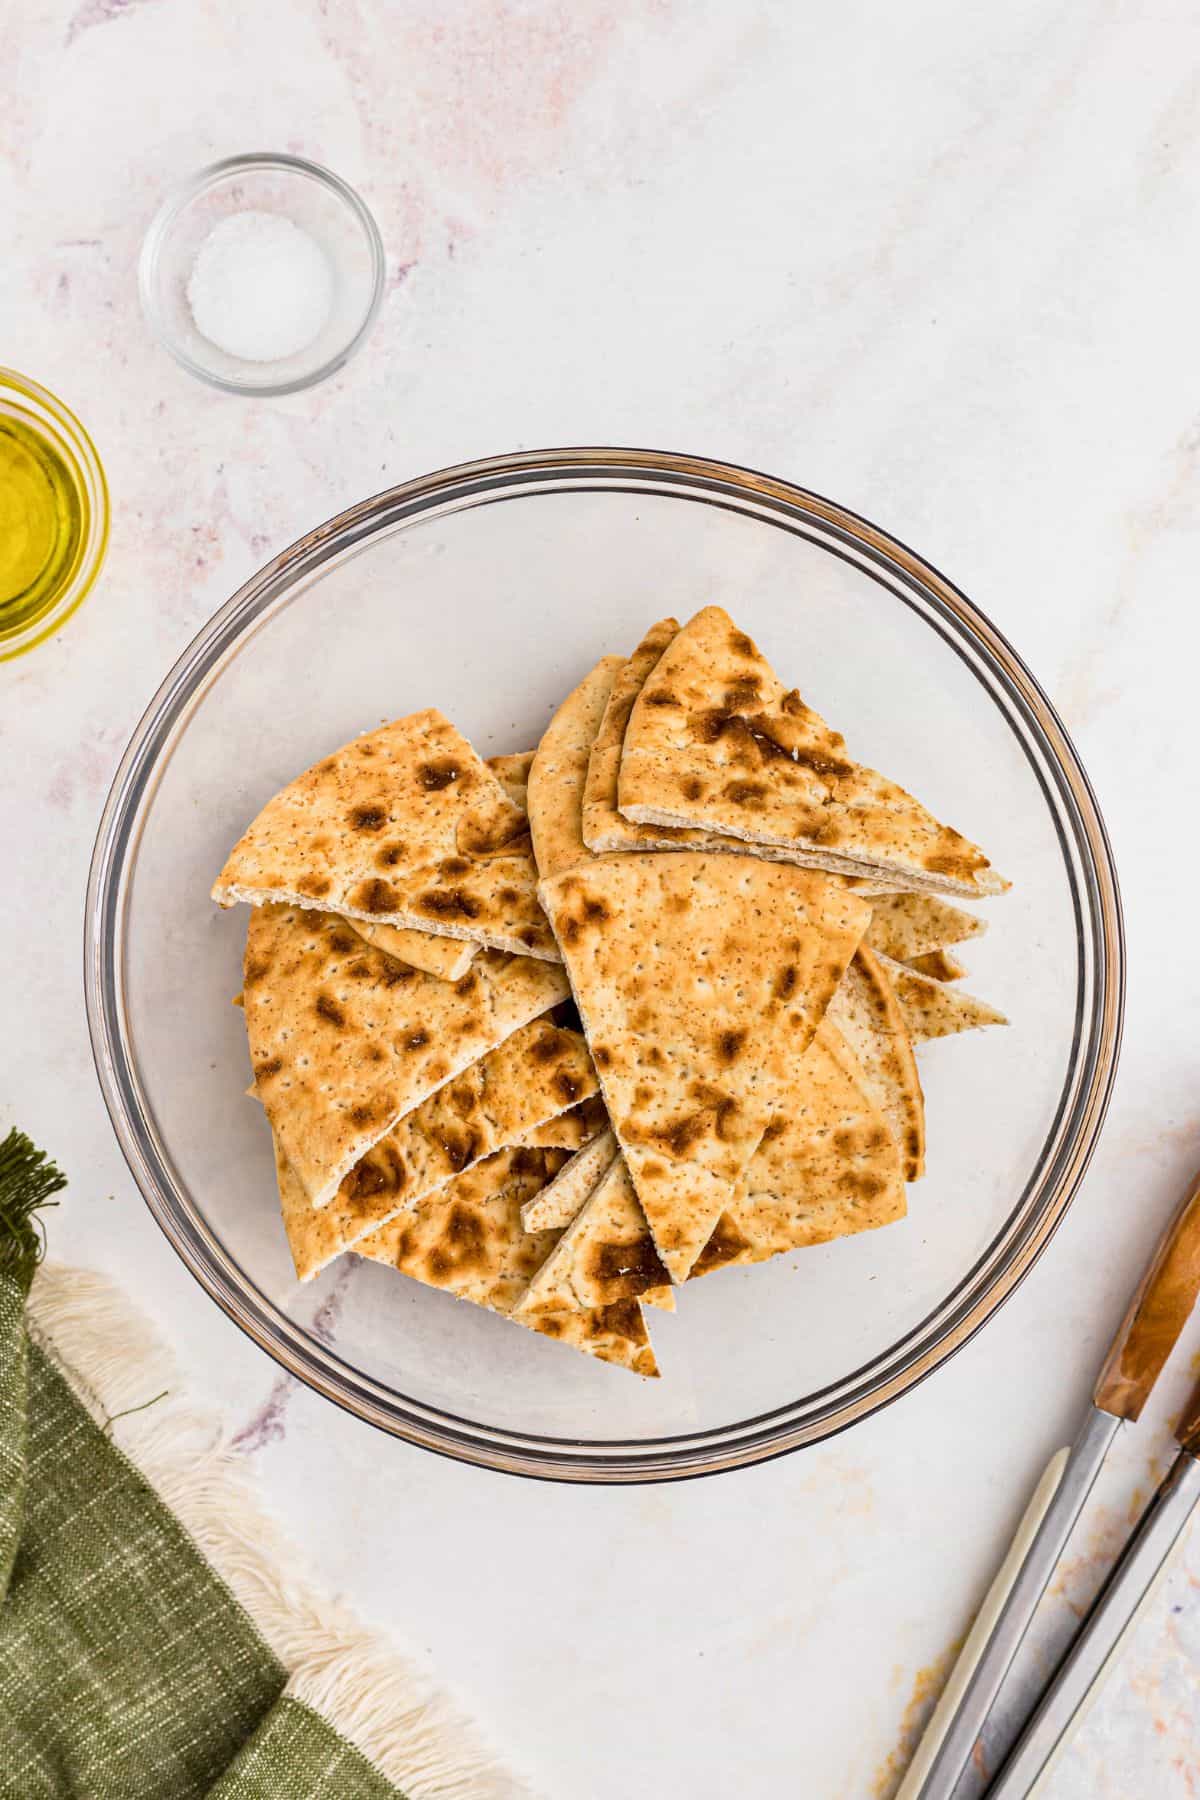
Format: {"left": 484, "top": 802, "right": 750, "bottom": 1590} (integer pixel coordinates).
{"left": 0, "top": 369, "right": 108, "bottom": 662}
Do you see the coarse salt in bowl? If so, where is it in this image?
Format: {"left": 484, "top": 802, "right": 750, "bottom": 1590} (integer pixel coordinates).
{"left": 139, "top": 153, "right": 385, "bottom": 396}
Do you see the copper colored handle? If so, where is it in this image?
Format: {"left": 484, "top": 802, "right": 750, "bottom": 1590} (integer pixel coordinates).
{"left": 1093, "top": 1167, "right": 1200, "bottom": 1422}
{"left": 1177, "top": 1369, "right": 1200, "bottom": 1457}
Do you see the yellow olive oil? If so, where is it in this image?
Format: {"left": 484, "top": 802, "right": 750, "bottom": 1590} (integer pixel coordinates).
{"left": 0, "top": 415, "right": 85, "bottom": 638}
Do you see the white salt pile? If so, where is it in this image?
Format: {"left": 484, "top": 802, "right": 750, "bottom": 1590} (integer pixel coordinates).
{"left": 187, "top": 210, "right": 334, "bottom": 363}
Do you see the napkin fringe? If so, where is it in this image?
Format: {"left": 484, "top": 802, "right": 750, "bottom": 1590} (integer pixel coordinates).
{"left": 27, "top": 1261, "right": 533, "bottom": 1800}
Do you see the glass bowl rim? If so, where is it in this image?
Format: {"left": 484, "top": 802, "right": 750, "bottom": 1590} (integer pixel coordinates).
{"left": 137, "top": 151, "right": 386, "bottom": 397}
{"left": 84, "top": 445, "right": 1125, "bottom": 1483}
{"left": 0, "top": 366, "right": 110, "bottom": 663}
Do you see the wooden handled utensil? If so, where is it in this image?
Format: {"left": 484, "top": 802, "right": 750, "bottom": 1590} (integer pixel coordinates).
{"left": 901, "top": 1166, "right": 1200, "bottom": 1800}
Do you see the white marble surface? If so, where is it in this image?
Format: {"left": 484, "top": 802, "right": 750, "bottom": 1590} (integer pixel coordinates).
{"left": 5, "top": 2, "right": 1200, "bottom": 1795}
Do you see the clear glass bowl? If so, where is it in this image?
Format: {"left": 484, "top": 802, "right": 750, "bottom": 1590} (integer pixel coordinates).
{"left": 85, "top": 449, "right": 1124, "bottom": 1482}
{"left": 0, "top": 368, "right": 109, "bottom": 662}
{"left": 138, "top": 153, "right": 385, "bottom": 396}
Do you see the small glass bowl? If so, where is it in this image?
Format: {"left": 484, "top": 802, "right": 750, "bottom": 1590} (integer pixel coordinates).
{"left": 138, "top": 153, "right": 385, "bottom": 396}
{"left": 0, "top": 368, "right": 109, "bottom": 663}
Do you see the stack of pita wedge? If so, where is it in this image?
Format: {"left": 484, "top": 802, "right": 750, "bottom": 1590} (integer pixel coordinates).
{"left": 213, "top": 605, "right": 1007, "bottom": 1379}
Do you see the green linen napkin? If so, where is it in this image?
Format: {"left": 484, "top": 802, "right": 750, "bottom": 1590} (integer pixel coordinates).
{"left": 0, "top": 1131, "right": 526, "bottom": 1800}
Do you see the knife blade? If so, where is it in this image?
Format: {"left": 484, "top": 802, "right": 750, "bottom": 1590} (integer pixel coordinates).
{"left": 908, "top": 1167, "right": 1200, "bottom": 1799}
{"left": 985, "top": 1369, "right": 1200, "bottom": 1796}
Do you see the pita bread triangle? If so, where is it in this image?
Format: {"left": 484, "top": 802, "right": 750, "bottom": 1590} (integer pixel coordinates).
{"left": 279, "top": 1017, "right": 599, "bottom": 1280}
{"left": 903, "top": 948, "right": 966, "bottom": 982}
{"left": 345, "top": 917, "right": 476, "bottom": 981}
{"left": 583, "top": 619, "right": 888, "bottom": 891}
{"left": 538, "top": 849, "right": 871, "bottom": 1282}
{"left": 516, "top": 1154, "right": 668, "bottom": 1313}
{"left": 864, "top": 892, "right": 986, "bottom": 963}
{"left": 874, "top": 951, "right": 1008, "bottom": 1041}
{"left": 827, "top": 947, "right": 925, "bottom": 1181}
{"left": 518, "top": 1020, "right": 904, "bottom": 1308}
{"left": 583, "top": 618, "right": 728, "bottom": 855}
{"left": 522, "top": 1097, "right": 608, "bottom": 1150}
{"left": 521, "top": 1126, "right": 617, "bottom": 1233}
{"left": 244, "top": 904, "right": 569, "bottom": 1208}
{"left": 617, "top": 606, "right": 1007, "bottom": 899}
{"left": 527, "top": 657, "right": 623, "bottom": 881}
{"left": 486, "top": 750, "right": 535, "bottom": 810}
{"left": 212, "top": 707, "right": 559, "bottom": 960}
{"left": 705, "top": 1018, "right": 906, "bottom": 1271}
{"left": 337, "top": 1142, "right": 660, "bottom": 1376}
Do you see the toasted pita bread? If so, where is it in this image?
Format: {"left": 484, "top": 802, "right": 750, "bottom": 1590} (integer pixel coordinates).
{"left": 904, "top": 948, "right": 966, "bottom": 982}
{"left": 527, "top": 658, "right": 623, "bottom": 881}
{"left": 539, "top": 852, "right": 871, "bottom": 1282}
{"left": 243, "top": 905, "right": 569, "bottom": 1207}
{"left": 865, "top": 892, "right": 986, "bottom": 963}
{"left": 583, "top": 618, "right": 722, "bottom": 855}
{"left": 827, "top": 947, "right": 925, "bottom": 1180}
{"left": 212, "top": 708, "right": 559, "bottom": 960}
{"left": 279, "top": 1018, "right": 598, "bottom": 1279}
{"left": 695, "top": 1020, "right": 906, "bottom": 1275}
{"left": 521, "top": 1097, "right": 608, "bottom": 1151}
{"left": 582, "top": 619, "right": 886, "bottom": 891}
{"left": 517, "top": 1155, "right": 668, "bottom": 1313}
{"left": 342, "top": 1144, "right": 659, "bottom": 1376}
{"left": 521, "top": 1127, "right": 617, "bottom": 1233}
{"left": 486, "top": 751, "right": 534, "bottom": 811}
{"left": 618, "top": 607, "right": 1006, "bottom": 898}
{"left": 345, "top": 917, "right": 476, "bottom": 981}
{"left": 521, "top": 1021, "right": 904, "bottom": 1305}
{"left": 875, "top": 952, "right": 1008, "bottom": 1041}
{"left": 330, "top": 755, "right": 536, "bottom": 980}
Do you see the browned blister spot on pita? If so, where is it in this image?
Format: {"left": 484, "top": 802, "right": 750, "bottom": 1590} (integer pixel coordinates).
{"left": 296, "top": 873, "right": 332, "bottom": 898}
{"left": 349, "top": 804, "right": 387, "bottom": 832}
{"left": 691, "top": 1211, "right": 752, "bottom": 1278}
{"left": 375, "top": 841, "right": 407, "bottom": 869}
{"left": 351, "top": 877, "right": 400, "bottom": 915}
{"left": 924, "top": 847, "right": 987, "bottom": 879}
{"left": 723, "top": 674, "right": 763, "bottom": 707}
{"left": 255, "top": 1056, "right": 283, "bottom": 1082}
{"left": 349, "top": 1097, "right": 387, "bottom": 1129}
{"left": 443, "top": 1127, "right": 483, "bottom": 1172}
{"left": 586, "top": 1233, "right": 668, "bottom": 1298}
{"left": 419, "top": 758, "right": 462, "bottom": 791}
{"left": 244, "top": 958, "right": 270, "bottom": 989}
{"left": 716, "top": 1028, "right": 747, "bottom": 1065}
{"left": 725, "top": 781, "right": 767, "bottom": 806}
{"left": 315, "top": 993, "right": 345, "bottom": 1027}
{"left": 419, "top": 886, "right": 481, "bottom": 920}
